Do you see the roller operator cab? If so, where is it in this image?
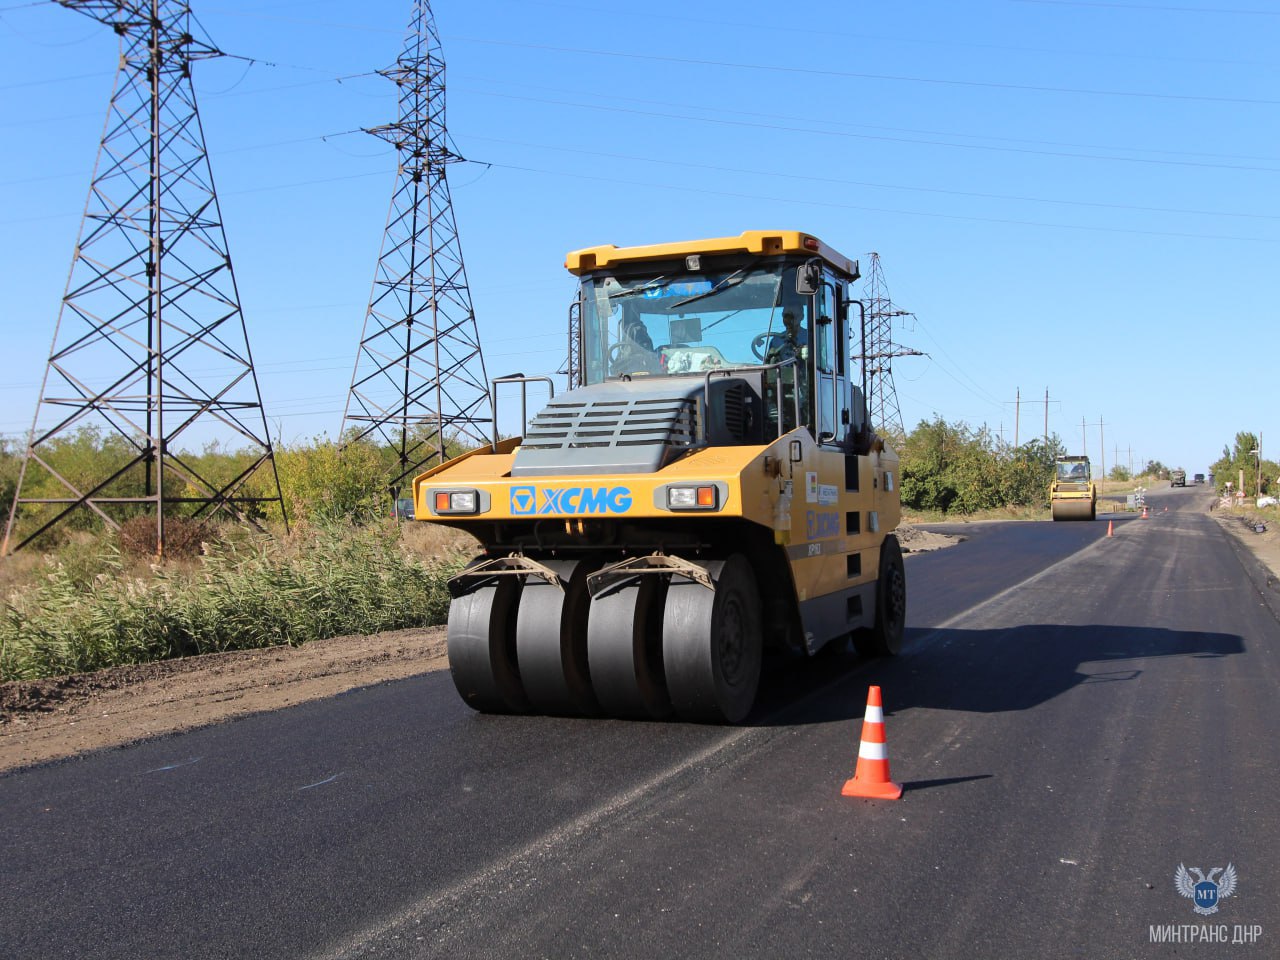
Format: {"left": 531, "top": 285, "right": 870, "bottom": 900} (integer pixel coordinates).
{"left": 413, "top": 230, "right": 906, "bottom": 723}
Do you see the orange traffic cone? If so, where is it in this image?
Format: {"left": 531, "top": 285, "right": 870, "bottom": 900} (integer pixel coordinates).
{"left": 1107, "top": 520, "right": 1114, "bottom": 537}
{"left": 842, "top": 685, "right": 903, "bottom": 800}
{"left": 1141, "top": 505, "right": 1148, "bottom": 519}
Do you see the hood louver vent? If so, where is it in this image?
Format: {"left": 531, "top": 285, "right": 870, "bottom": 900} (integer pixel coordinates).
{"left": 523, "top": 397, "right": 697, "bottom": 451}
{"left": 511, "top": 381, "right": 703, "bottom": 477}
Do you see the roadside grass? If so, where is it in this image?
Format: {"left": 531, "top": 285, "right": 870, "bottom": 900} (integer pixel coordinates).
{"left": 1214, "top": 502, "right": 1279, "bottom": 526}
{"left": 0, "top": 521, "right": 470, "bottom": 683}
{"left": 903, "top": 504, "right": 1049, "bottom": 524}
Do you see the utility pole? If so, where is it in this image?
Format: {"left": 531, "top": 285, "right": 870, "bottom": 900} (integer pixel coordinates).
{"left": 1014, "top": 387, "right": 1021, "bottom": 448}
{"left": 1099, "top": 416, "right": 1105, "bottom": 494}
{"left": 1044, "top": 388, "right": 1050, "bottom": 444}
{"left": 1253, "top": 433, "right": 1262, "bottom": 501}
{"left": 3, "top": 0, "right": 285, "bottom": 556}
{"left": 1081, "top": 417, "right": 1087, "bottom": 456}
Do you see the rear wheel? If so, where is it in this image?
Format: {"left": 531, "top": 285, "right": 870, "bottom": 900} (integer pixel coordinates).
{"left": 587, "top": 576, "right": 672, "bottom": 719}
{"left": 447, "top": 573, "right": 529, "bottom": 714}
{"left": 515, "top": 560, "right": 599, "bottom": 716}
{"left": 853, "top": 535, "right": 906, "bottom": 658}
{"left": 662, "top": 555, "right": 762, "bottom": 723}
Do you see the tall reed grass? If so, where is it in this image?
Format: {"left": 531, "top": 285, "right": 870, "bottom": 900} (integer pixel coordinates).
{"left": 0, "top": 523, "right": 465, "bottom": 682}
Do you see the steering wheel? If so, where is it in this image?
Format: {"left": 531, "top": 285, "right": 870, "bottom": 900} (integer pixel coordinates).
{"left": 610, "top": 341, "right": 664, "bottom": 375}
{"left": 752, "top": 332, "right": 784, "bottom": 360}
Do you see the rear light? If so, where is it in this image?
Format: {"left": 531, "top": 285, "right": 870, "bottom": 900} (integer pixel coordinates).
{"left": 667, "top": 485, "right": 719, "bottom": 511}
{"left": 431, "top": 489, "right": 479, "bottom": 514}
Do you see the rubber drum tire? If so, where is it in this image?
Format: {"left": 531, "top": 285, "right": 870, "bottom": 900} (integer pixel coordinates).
{"left": 662, "top": 555, "right": 763, "bottom": 724}
{"left": 447, "top": 571, "right": 530, "bottom": 714}
{"left": 853, "top": 534, "right": 907, "bottom": 658}
{"left": 587, "top": 576, "right": 673, "bottom": 720}
{"left": 514, "top": 559, "right": 599, "bottom": 716}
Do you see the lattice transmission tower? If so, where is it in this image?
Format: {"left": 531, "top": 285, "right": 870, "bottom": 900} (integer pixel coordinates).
{"left": 3, "top": 0, "right": 285, "bottom": 556}
{"left": 857, "top": 252, "right": 923, "bottom": 439}
{"left": 341, "top": 0, "right": 493, "bottom": 499}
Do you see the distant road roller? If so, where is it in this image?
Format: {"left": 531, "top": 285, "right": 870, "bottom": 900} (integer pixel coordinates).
{"left": 413, "top": 230, "right": 906, "bottom": 723}
{"left": 1050, "top": 455, "right": 1097, "bottom": 521}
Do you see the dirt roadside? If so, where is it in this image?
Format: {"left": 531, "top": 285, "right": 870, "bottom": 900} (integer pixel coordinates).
{"left": 2, "top": 518, "right": 1207, "bottom": 775}
{"left": 0, "top": 627, "right": 448, "bottom": 773}
{"left": 1213, "top": 510, "right": 1280, "bottom": 587}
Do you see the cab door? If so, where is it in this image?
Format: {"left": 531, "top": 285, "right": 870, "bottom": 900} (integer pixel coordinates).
{"left": 813, "top": 274, "right": 848, "bottom": 447}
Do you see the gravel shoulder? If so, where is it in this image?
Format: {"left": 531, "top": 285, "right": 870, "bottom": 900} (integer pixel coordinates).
{"left": 19, "top": 515, "right": 1267, "bottom": 776}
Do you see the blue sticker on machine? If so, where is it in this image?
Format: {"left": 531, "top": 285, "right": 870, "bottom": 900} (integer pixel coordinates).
{"left": 806, "top": 510, "right": 839, "bottom": 540}
{"left": 641, "top": 279, "right": 712, "bottom": 300}
{"left": 510, "top": 486, "right": 633, "bottom": 515}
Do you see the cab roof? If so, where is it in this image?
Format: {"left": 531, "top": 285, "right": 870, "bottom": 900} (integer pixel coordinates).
{"left": 565, "top": 230, "right": 859, "bottom": 280}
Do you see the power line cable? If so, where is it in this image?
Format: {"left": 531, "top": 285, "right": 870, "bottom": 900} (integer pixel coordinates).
{"left": 480, "top": 159, "right": 1280, "bottom": 244}
{"left": 458, "top": 131, "right": 1280, "bottom": 221}
{"left": 452, "top": 74, "right": 1280, "bottom": 166}
{"left": 460, "top": 88, "right": 1280, "bottom": 175}
{"left": 521, "top": 0, "right": 1273, "bottom": 65}
{"left": 454, "top": 37, "right": 1280, "bottom": 108}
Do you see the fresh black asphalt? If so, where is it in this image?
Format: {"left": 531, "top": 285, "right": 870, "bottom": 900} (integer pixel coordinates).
{"left": 2, "top": 485, "right": 1276, "bottom": 959}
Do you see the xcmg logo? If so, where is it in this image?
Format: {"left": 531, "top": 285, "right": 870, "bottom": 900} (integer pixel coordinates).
{"left": 509, "top": 485, "right": 633, "bottom": 516}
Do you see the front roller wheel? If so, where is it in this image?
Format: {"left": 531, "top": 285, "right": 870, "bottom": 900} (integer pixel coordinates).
{"left": 853, "top": 534, "right": 906, "bottom": 658}
{"left": 515, "top": 560, "right": 598, "bottom": 716}
{"left": 587, "top": 576, "right": 672, "bottom": 720}
{"left": 662, "top": 555, "right": 763, "bottom": 724}
{"left": 447, "top": 575, "right": 530, "bottom": 714}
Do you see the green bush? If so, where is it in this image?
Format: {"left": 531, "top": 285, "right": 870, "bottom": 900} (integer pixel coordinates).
{"left": 899, "top": 416, "right": 1063, "bottom": 516}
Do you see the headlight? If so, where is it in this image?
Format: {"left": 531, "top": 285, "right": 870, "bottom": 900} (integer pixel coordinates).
{"left": 432, "top": 489, "right": 479, "bottom": 515}
{"left": 667, "top": 485, "right": 718, "bottom": 510}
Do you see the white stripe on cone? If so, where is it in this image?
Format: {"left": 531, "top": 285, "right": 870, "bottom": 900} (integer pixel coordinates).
{"left": 858, "top": 741, "right": 888, "bottom": 760}
{"left": 864, "top": 705, "right": 884, "bottom": 724}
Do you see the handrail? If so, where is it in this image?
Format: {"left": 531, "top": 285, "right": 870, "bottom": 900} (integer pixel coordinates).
{"left": 703, "top": 356, "right": 801, "bottom": 442}
{"left": 491, "top": 375, "right": 555, "bottom": 447}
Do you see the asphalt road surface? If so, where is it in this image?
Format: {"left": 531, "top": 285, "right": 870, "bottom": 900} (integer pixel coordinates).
{"left": 3, "top": 485, "right": 1277, "bottom": 959}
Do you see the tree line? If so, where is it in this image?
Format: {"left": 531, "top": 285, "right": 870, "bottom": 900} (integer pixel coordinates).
{"left": 2, "top": 421, "right": 1273, "bottom": 547}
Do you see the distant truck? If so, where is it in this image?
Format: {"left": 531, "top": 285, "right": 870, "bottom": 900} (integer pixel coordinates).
{"left": 1170, "top": 469, "right": 1187, "bottom": 487}
{"left": 1194, "top": 473, "right": 1205, "bottom": 485}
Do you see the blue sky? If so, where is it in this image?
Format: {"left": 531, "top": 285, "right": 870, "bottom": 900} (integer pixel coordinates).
{"left": 1, "top": 0, "right": 1276, "bottom": 478}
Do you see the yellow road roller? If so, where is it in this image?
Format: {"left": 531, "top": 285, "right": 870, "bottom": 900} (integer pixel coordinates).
{"left": 1050, "top": 455, "right": 1097, "bottom": 521}
{"left": 413, "top": 230, "right": 906, "bottom": 722}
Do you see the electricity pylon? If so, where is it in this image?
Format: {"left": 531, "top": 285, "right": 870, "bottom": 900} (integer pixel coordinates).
{"left": 341, "top": 0, "right": 493, "bottom": 499}
{"left": 3, "top": 0, "right": 285, "bottom": 556}
{"left": 856, "top": 252, "right": 923, "bottom": 438}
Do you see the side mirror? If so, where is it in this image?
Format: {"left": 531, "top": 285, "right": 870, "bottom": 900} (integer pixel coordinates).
{"left": 795, "top": 259, "right": 821, "bottom": 295}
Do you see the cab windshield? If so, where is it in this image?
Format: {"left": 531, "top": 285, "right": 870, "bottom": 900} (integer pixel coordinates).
{"left": 1056, "top": 461, "right": 1091, "bottom": 482}
{"left": 579, "top": 263, "right": 809, "bottom": 384}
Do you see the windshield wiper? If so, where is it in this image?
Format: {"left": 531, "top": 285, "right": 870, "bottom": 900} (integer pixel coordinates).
{"left": 608, "top": 276, "right": 668, "bottom": 300}
{"left": 668, "top": 267, "right": 753, "bottom": 310}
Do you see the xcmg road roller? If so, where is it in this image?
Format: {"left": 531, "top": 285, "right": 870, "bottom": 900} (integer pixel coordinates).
{"left": 1050, "top": 455, "right": 1097, "bottom": 521}
{"left": 413, "top": 230, "right": 906, "bottom": 723}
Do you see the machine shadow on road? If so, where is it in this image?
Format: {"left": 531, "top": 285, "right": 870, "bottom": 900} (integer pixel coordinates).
{"left": 753, "top": 624, "right": 1245, "bottom": 726}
